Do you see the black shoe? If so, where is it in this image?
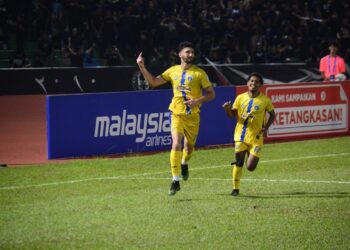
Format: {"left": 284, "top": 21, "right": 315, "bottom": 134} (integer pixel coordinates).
{"left": 231, "top": 189, "right": 239, "bottom": 196}
{"left": 181, "top": 164, "right": 189, "bottom": 181}
{"left": 168, "top": 180, "right": 180, "bottom": 195}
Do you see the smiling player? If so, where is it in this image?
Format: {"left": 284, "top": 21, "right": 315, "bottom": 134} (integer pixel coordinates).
{"left": 136, "top": 41, "right": 215, "bottom": 195}
{"left": 222, "top": 72, "right": 275, "bottom": 196}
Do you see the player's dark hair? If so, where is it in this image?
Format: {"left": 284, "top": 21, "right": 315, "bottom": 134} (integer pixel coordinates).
{"left": 247, "top": 72, "right": 264, "bottom": 85}
{"left": 178, "top": 41, "right": 195, "bottom": 52}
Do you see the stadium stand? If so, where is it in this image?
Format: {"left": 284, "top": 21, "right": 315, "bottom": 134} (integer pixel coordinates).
{"left": 0, "top": 0, "right": 349, "bottom": 68}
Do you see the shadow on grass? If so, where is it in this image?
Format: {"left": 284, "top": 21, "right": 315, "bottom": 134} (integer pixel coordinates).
{"left": 172, "top": 192, "right": 350, "bottom": 201}
{"left": 176, "top": 199, "right": 193, "bottom": 202}
{"left": 232, "top": 191, "right": 350, "bottom": 199}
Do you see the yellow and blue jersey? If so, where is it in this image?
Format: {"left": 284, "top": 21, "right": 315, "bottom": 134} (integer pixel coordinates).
{"left": 161, "top": 65, "right": 212, "bottom": 115}
{"left": 232, "top": 92, "right": 274, "bottom": 145}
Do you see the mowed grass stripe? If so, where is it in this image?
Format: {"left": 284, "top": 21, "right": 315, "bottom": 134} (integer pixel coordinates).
{"left": 1, "top": 151, "right": 349, "bottom": 190}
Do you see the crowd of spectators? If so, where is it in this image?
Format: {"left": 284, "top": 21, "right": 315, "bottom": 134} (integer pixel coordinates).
{"left": 0, "top": 0, "right": 349, "bottom": 68}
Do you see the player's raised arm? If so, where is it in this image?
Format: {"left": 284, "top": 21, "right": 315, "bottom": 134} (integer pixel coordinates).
{"left": 222, "top": 101, "right": 237, "bottom": 118}
{"left": 136, "top": 52, "right": 167, "bottom": 88}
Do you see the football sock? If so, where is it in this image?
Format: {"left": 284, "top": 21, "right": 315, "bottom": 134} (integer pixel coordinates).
{"left": 170, "top": 149, "right": 182, "bottom": 178}
{"left": 232, "top": 164, "right": 243, "bottom": 189}
{"left": 181, "top": 149, "right": 192, "bottom": 164}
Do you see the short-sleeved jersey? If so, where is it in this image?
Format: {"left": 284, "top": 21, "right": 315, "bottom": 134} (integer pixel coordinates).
{"left": 161, "top": 65, "right": 212, "bottom": 115}
{"left": 232, "top": 92, "right": 274, "bottom": 145}
{"left": 319, "top": 55, "right": 346, "bottom": 79}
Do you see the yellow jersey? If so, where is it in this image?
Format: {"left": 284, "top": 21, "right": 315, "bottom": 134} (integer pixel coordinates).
{"left": 232, "top": 92, "right": 274, "bottom": 145}
{"left": 161, "top": 65, "right": 212, "bottom": 115}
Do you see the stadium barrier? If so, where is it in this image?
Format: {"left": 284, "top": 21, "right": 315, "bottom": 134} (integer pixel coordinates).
{"left": 0, "top": 95, "right": 46, "bottom": 165}
{"left": 0, "top": 63, "right": 321, "bottom": 95}
{"left": 47, "top": 81, "right": 350, "bottom": 159}
{"left": 46, "top": 86, "right": 236, "bottom": 159}
{"left": 1, "top": 81, "right": 349, "bottom": 163}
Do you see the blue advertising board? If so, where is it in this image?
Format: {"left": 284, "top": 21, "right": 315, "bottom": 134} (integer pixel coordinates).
{"left": 47, "top": 86, "right": 236, "bottom": 159}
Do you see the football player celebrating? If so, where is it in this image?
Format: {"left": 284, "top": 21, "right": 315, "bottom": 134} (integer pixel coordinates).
{"left": 222, "top": 72, "right": 275, "bottom": 196}
{"left": 136, "top": 41, "right": 215, "bottom": 195}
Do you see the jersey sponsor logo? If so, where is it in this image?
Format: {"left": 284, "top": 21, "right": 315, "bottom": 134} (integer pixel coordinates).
{"left": 94, "top": 110, "right": 171, "bottom": 145}
{"left": 176, "top": 86, "right": 192, "bottom": 92}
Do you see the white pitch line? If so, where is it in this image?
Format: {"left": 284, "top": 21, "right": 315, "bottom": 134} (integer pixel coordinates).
{"left": 179, "top": 152, "right": 350, "bottom": 171}
{"left": 189, "top": 177, "right": 350, "bottom": 185}
{"left": 1, "top": 152, "right": 350, "bottom": 190}
{"left": 104, "top": 176, "right": 350, "bottom": 185}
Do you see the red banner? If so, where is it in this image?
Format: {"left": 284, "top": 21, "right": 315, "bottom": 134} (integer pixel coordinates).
{"left": 236, "top": 81, "right": 350, "bottom": 141}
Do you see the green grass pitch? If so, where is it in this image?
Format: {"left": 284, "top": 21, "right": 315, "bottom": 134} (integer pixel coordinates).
{"left": 1, "top": 137, "right": 349, "bottom": 249}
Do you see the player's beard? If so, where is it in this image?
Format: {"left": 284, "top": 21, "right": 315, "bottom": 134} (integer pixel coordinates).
{"left": 251, "top": 87, "right": 258, "bottom": 93}
{"left": 183, "top": 57, "right": 194, "bottom": 64}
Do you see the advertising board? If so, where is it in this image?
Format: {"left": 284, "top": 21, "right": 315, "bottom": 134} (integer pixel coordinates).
{"left": 47, "top": 87, "right": 235, "bottom": 159}
{"left": 267, "top": 83, "right": 348, "bottom": 138}
{"left": 237, "top": 81, "right": 350, "bottom": 141}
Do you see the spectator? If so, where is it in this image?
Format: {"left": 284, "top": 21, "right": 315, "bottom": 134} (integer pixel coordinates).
{"left": 251, "top": 27, "right": 267, "bottom": 63}
{"left": 0, "top": 0, "right": 8, "bottom": 49}
{"left": 68, "top": 27, "right": 83, "bottom": 50}
{"left": 0, "top": 0, "right": 349, "bottom": 67}
{"left": 9, "top": 49, "right": 31, "bottom": 68}
{"left": 38, "top": 33, "right": 54, "bottom": 67}
{"left": 14, "top": 15, "right": 25, "bottom": 50}
{"left": 0, "top": 26, "right": 6, "bottom": 50}
{"left": 104, "top": 45, "right": 124, "bottom": 66}
{"left": 319, "top": 41, "right": 346, "bottom": 81}
{"left": 67, "top": 36, "right": 83, "bottom": 67}
{"left": 83, "top": 43, "right": 98, "bottom": 67}
{"left": 337, "top": 19, "right": 350, "bottom": 62}
{"left": 67, "top": 40, "right": 97, "bottom": 68}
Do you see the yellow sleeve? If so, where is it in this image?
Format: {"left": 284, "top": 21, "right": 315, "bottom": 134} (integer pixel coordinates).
{"left": 265, "top": 97, "right": 274, "bottom": 112}
{"left": 160, "top": 67, "right": 172, "bottom": 82}
{"left": 199, "top": 69, "right": 212, "bottom": 89}
{"left": 232, "top": 95, "right": 241, "bottom": 110}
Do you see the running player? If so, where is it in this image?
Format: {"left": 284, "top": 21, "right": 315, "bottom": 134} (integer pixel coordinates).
{"left": 222, "top": 72, "right": 275, "bottom": 196}
{"left": 136, "top": 41, "right": 216, "bottom": 195}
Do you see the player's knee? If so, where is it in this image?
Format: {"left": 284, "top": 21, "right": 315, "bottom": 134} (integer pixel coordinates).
{"left": 172, "top": 141, "right": 182, "bottom": 151}
{"left": 246, "top": 156, "right": 259, "bottom": 171}
{"left": 246, "top": 160, "right": 258, "bottom": 171}
{"left": 236, "top": 159, "right": 244, "bottom": 167}
{"left": 246, "top": 164, "right": 257, "bottom": 171}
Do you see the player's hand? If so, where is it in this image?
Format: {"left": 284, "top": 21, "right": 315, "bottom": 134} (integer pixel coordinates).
{"left": 222, "top": 101, "right": 231, "bottom": 110}
{"left": 136, "top": 52, "right": 144, "bottom": 66}
{"left": 184, "top": 98, "right": 200, "bottom": 108}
